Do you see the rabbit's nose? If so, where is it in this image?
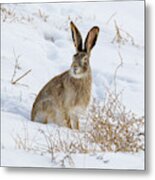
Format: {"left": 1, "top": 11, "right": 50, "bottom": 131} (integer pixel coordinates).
{"left": 74, "top": 66, "right": 78, "bottom": 71}
{"left": 73, "top": 66, "right": 78, "bottom": 74}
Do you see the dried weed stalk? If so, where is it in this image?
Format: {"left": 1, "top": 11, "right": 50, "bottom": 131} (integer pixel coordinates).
{"left": 1, "top": 5, "right": 16, "bottom": 23}
{"left": 112, "top": 20, "right": 140, "bottom": 47}
{"left": 106, "top": 12, "right": 117, "bottom": 25}
{"left": 113, "top": 50, "right": 123, "bottom": 94}
{"left": 33, "top": 9, "right": 49, "bottom": 22}
{"left": 1, "top": 5, "right": 50, "bottom": 24}
{"left": 12, "top": 122, "right": 36, "bottom": 152}
{"left": 11, "top": 49, "right": 31, "bottom": 85}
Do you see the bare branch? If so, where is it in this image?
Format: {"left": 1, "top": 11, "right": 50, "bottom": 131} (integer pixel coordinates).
{"left": 112, "top": 20, "right": 140, "bottom": 47}
{"left": 11, "top": 69, "right": 32, "bottom": 85}
{"left": 113, "top": 50, "right": 123, "bottom": 94}
{"left": 11, "top": 49, "right": 31, "bottom": 85}
{"left": 106, "top": 12, "right": 117, "bottom": 25}
{"left": 11, "top": 49, "right": 21, "bottom": 84}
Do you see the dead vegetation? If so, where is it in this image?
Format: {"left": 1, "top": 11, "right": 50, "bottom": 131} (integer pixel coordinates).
{"left": 12, "top": 124, "right": 87, "bottom": 167}
{"left": 12, "top": 90, "right": 144, "bottom": 154}
{"left": 112, "top": 20, "right": 140, "bottom": 47}
{"left": 12, "top": 90, "right": 144, "bottom": 167}
{"left": 11, "top": 49, "right": 31, "bottom": 86}
{"left": 33, "top": 9, "right": 49, "bottom": 22}
{"left": 86, "top": 94, "right": 144, "bottom": 152}
{"left": 106, "top": 12, "right": 117, "bottom": 25}
{"left": 1, "top": 5, "right": 34, "bottom": 24}
{"left": 1, "top": 5, "right": 49, "bottom": 24}
{"left": 12, "top": 122, "right": 35, "bottom": 152}
{"left": 1, "top": 5, "right": 16, "bottom": 23}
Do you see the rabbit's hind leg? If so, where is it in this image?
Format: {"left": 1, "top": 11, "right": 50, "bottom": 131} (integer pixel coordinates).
{"left": 32, "top": 100, "right": 56, "bottom": 124}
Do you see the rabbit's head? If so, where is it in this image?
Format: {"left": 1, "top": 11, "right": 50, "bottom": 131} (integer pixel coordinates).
{"left": 70, "top": 21, "right": 99, "bottom": 79}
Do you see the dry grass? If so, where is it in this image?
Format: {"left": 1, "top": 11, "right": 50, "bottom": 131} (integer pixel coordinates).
{"left": 12, "top": 122, "right": 36, "bottom": 152}
{"left": 1, "top": 5, "right": 16, "bottom": 23}
{"left": 1, "top": 5, "right": 34, "bottom": 23}
{"left": 112, "top": 20, "right": 140, "bottom": 48}
{"left": 1, "top": 5, "right": 49, "bottom": 24}
{"left": 86, "top": 93, "right": 144, "bottom": 152}
{"left": 37, "top": 128, "right": 91, "bottom": 157}
{"left": 33, "top": 9, "right": 49, "bottom": 22}
{"left": 13, "top": 91, "right": 144, "bottom": 155}
{"left": 12, "top": 92, "right": 144, "bottom": 167}
{"left": 12, "top": 125, "right": 87, "bottom": 166}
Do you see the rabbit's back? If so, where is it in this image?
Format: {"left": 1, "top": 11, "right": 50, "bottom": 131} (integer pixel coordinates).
{"left": 31, "top": 70, "right": 92, "bottom": 125}
{"left": 31, "top": 71, "right": 68, "bottom": 123}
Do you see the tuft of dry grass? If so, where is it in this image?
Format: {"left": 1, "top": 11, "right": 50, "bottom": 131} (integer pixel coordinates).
{"left": 1, "top": 5, "right": 49, "bottom": 24}
{"left": 112, "top": 20, "right": 140, "bottom": 48}
{"left": 33, "top": 9, "right": 49, "bottom": 22}
{"left": 12, "top": 122, "right": 36, "bottom": 152}
{"left": 86, "top": 93, "right": 144, "bottom": 152}
{"left": 1, "top": 5, "right": 16, "bottom": 23}
{"left": 1, "top": 5, "right": 34, "bottom": 24}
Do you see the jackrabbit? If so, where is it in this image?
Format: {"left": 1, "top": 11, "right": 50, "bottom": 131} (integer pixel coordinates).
{"left": 31, "top": 21, "right": 99, "bottom": 129}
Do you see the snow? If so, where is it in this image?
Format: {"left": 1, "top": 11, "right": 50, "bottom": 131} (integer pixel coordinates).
{"left": 1, "top": 149, "right": 144, "bottom": 170}
{"left": 1, "top": 1, "right": 145, "bottom": 169}
{"left": 1, "top": 110, "right": 144, "bottom": 169}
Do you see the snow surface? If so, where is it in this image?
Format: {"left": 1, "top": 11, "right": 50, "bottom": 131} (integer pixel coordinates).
{"left": 1, "top": 1, "right": 144, "bottom": 169}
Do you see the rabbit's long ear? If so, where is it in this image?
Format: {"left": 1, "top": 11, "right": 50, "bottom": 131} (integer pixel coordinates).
{"left": 84, "top": 26, "right": 99, "bottom": 54}
{"left": 70, "top": 21, "right": 83, "bottom": 52}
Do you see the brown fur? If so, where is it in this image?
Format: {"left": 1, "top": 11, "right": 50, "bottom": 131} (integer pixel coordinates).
{"left": 31, "top": 21, "right": 99, "bottom": 129}
{"left": 31, "top": 70, "right": 92, "bottom": 127}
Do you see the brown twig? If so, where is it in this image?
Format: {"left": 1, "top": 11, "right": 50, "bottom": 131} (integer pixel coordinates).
{"left": 11, "top": 49, "right": 31, "bottom": 85}
{"left": 119, "top": 27, "right": 140, "bottom": 47}
{"left": 11, "top": 69, "right": 32, "bottom": 85}
{"left": 112, "top": 20, "right": 125, "bottom": 44}
{"left": 113, "top": 50, "right": 123, "bottom": 94}
{"left": 112, "top": 20, "right": 140, "bottom": 47}
{"left": 11, "top": 49, "right": 21, "bottom": 84}
{"left": 106, "top": 12, "right": 117, "bottom": 25}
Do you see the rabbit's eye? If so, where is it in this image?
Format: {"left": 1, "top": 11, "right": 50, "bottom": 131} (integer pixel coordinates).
{"left": 83, "top": 58, "right": 88, "bottom": 65}
{"left": 73, "top": 53, "right": 78, "bottom": 58}
{"left": 83, "top": 57, "right": 88, "bottom": 63}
